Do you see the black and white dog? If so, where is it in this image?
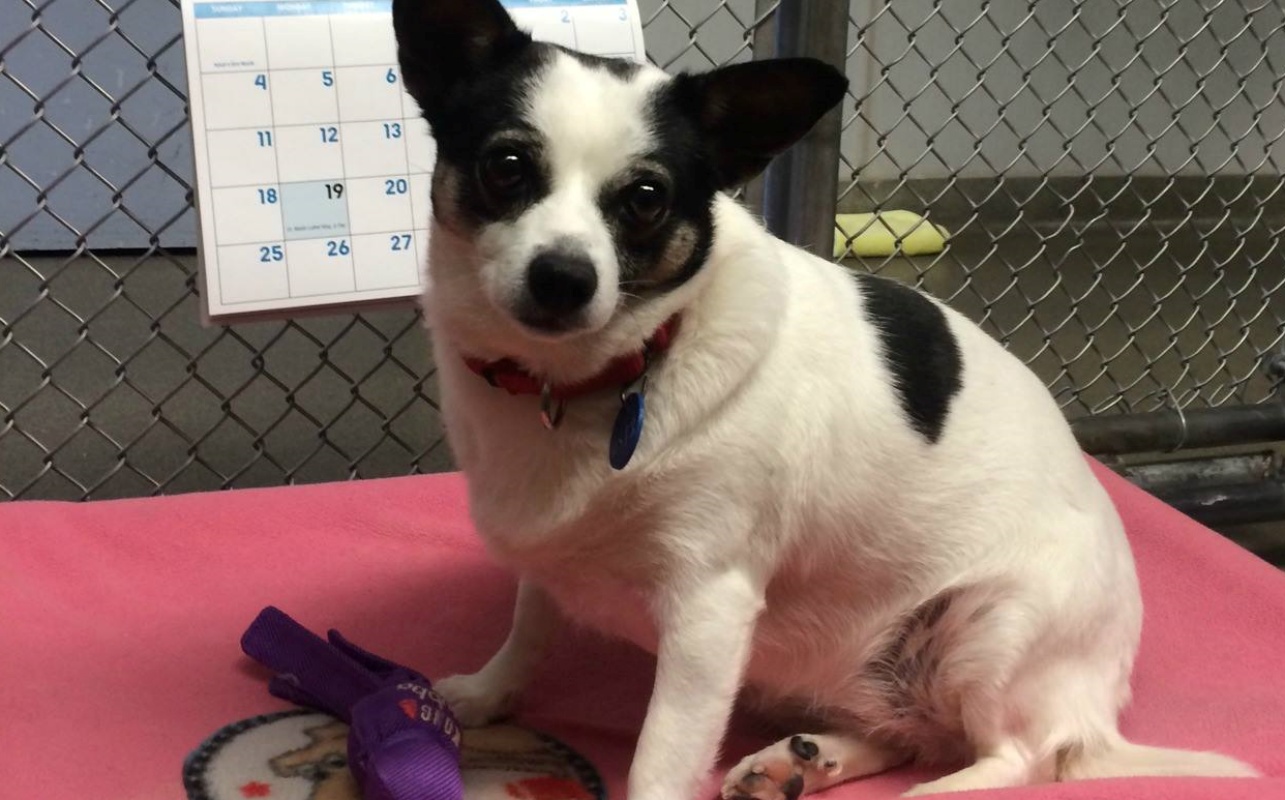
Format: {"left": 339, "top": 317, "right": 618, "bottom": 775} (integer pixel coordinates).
{"left": 390, "top": 1, "right": 1258, "bottom": 797}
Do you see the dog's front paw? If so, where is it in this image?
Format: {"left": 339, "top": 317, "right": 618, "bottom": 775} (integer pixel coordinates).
{"left": 434, "top": 672, "right": 518, "bottom": 727}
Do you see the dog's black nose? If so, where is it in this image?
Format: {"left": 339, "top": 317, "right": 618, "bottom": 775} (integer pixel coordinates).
{"left": 526, "top": 250, "right": 598, "bottom": 317}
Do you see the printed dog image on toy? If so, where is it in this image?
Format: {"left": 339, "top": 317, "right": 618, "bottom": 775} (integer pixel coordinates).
{"left": 270, "top": 720, "right": 360, "bottom": 800}
{"left": 389, "top": 1, "right": 1260, "bottom": 799}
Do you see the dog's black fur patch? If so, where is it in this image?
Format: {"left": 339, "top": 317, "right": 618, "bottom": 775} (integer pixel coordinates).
{"left": 612, "top": 59, "right": 847, "bottom": 295}
{"left": 426, "top": 47, "right": 557, "bottom": 230}
{"left": 608, "top": 86, "right": 720, "bottom": 296}
{"left": 854, "top": 274, "right": 962, "bottom": 443}
{"left": 393, "top": 0, "right": 554, "bottom": 230}
{"left": 615, "top": 59, "right": 847, "bottom": 295}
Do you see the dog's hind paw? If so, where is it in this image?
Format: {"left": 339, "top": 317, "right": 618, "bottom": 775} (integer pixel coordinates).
{"left": 722, "top": 734, "right": 901, "bottom": 800}
{"left": 721, "top": 736, "right": 835, "bottom": 800}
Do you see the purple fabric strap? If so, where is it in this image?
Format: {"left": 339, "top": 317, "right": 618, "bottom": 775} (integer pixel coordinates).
{"left": 241, "top": 607, "right": 464, "bottom": 800}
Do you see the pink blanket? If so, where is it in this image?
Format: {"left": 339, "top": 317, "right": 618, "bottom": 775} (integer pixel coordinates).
{"left": 2, "top": 461, "right": 1282, "bottom": 800}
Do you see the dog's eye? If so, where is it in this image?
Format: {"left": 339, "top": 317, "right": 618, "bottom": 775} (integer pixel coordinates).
{"left": 480, "top": 147, "right": 530, "bottom": 197}
{"left": 621, "top": 180, "right": 669, "bottom": 227}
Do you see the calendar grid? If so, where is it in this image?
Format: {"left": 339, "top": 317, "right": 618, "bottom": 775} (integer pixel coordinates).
{"left": 191, "top": 2, "right": 447, "bottom": 309}
{"left": 193, "top": 124, "right": 435, "bottom": 151}
{"left": 183, "top": 0, "right": 648, "bottom": 316}
{"left": 258, "top": 14, "right": 292, "bottom": 301}
{"left": 204, "top": 229, "right": 434, "bottom": 258}
{"left": 187, "top": 61, "right": 416, "bottom": 74}
{"left": 322, "top": 13, "right": 358, "bottom": 299}
{"left": 396, "top": 64, "right": 417, "bottom": 236}
{"left": 202, "top": 69, "right": 425, "bottom": 126}
{"left": 400, "top": 66, "right": 431, "bottom": 252}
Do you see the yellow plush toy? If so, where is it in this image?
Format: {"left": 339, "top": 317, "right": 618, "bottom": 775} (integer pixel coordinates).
{"left": 833, "top": 210, "right": 949, "bottom": 258}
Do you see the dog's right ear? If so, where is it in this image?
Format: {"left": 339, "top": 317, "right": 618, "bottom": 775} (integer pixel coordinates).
{"left": 392, "top": 0, "right": 531, "bottom": 123}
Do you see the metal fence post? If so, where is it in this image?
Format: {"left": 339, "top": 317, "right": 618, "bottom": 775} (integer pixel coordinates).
{"left": 742, "top": 0, "right": 780, "bottom": 218}
{"left": 759, "top": 0, "right": 848, "bottom": 256}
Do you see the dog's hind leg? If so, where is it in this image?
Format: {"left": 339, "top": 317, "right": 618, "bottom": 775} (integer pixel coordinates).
{"left": 901, "top": 740, "right": 1034, "bottom": 796}
{"left": 721, "top": 734, "right": 905, "bottom": 800}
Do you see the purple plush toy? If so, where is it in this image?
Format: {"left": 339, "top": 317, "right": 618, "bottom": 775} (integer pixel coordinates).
{"left": 240, "top": 607, "right": 464, "bottom": 800}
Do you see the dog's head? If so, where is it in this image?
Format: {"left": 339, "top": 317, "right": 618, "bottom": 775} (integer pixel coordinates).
{"left": 393, "top": 0, "right": 846, "bottom": 363}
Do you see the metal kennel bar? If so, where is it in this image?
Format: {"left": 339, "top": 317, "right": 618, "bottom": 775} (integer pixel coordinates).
{"left": 758, "top": 0, "right": 849, "bottom": 256}
{"left": 1070, "top": 403, "right": 1285, "bottom": 456}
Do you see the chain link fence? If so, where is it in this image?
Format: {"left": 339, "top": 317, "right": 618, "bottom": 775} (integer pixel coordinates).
{"left": 0, "top": 0, "right": 773, "bottom": 501}
{"left": 836, "top": 0, "right": 1285, "bottom": 416}
{"left": 2, "top": 0, "right": 1283, "bottom": 502}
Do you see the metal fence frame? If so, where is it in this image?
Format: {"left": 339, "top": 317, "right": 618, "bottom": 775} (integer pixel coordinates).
{"left": 3, "top": 0, "right": 1284, "bottom": 521}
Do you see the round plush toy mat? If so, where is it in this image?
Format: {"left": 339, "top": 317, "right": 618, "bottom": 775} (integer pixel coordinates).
{"left": 184, "top": 711, "right": 606, "bottom": 800}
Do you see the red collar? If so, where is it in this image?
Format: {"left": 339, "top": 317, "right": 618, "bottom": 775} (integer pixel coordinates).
{"left": 463, "top": 316, "right": 681, "bottom": 401}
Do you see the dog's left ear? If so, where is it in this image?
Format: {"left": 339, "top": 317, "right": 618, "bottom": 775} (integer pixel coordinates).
{"left": 392, "top": 0, "right": 531, "bottom": 124}
{"left": 673, "top": 58, "right": 848, "bottom": 190}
